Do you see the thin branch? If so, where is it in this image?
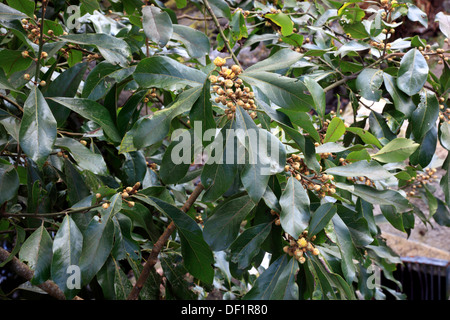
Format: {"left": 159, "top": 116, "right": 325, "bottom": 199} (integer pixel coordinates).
{"left": 0, "top": 94, "right": 24, "bottom": 113}
{"left": 178, "top": 14, "right": 212, "bottom": 21}
{"left": 34, "top": 0, "right": 48, "bottom": 84}
{"left": 1, "top": 203, "right": 105, "bottom": 218}
{"left": 127, "top": 183, "right": 205, "bottom": 300}
{"left": 203, "top": 0, "right": 241, "bottom": 68}
{"left": 0, "top": 247, "right": 67, "bottom": 300}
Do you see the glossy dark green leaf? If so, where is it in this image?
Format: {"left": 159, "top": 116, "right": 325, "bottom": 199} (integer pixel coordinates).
{"left": 356, "top": 68, "right": 383, "bottom": 102}
{"left": 81, "top": 62, "right": 120, "bottom": 101}
{"left": 279, "top": 176, "right": 310, "bottom": 239}
{"left": 142, "top": 5, "right": 173, "bottom": 47}
{"left": 44, "top": 62, "right": 88, "bottom": 126}
{"left": 433, "top": 198, "right": 450, "bottom": 227}
{"left": 383, "top": 73, "right": 416, "bottom": 118}
{"left": 60, "top": 34, "right": 131, "bottom": 67}
{"left": 159, "top": 132, "right": 192, "bottom": 185}
{"left": 439, "top": 122, "right": 450, "bottom": 151}
{"left": 409, "top": 125, "right": 437, "bottom": 168}
{"left": 132, "top": 86, "right": 202, "bottom": 149}
{"left": 120, "top": 151, "right": 147, "bottom": 186}
{"left": 335, "top": 182, "right": 410, "bottom": 212}
{"left": 304, "top": 77, "right": 326, "bottom": 120}
{"left": 0, "top": 162, "right": 19, "bottom": 205}
{"left": 308, "top": 203, "right": 337, "bottom": 236}
{"left": 244, "top": 254, "right": 298, "bottom": 300}
{"left": 0, "top": 2, "right": 28, "bottom": 21}
{"left": 19, "top": 87, "right": 57, "bottom": 168}
{"left": 235, "top": 105, "right": 286, "bottom": 202}
{"left": 201, "top": 122, "right": 238, "bottom": 202}
{"left": 189, "top": 79, "right": 216, "bottom": 140}
{"left": 239, "top": 71, "right": 314, "bottom": 111}
{"left": 78, "top": 194, "right": 121, "bottom": 287}
{"left": 203, "top": 194, "right": 256, "bottom": 251}
{"left": 19, "top": 225, "right": 53, "bottom": 285}
{"left": 380, "top": 205, "right": 405, "bottom": 233}
{"left": 368, "top": 111, "right": 396, "bottom": 141}
{"left": 208, "top": 0, "right": 231, "bottom": 19}
{"left": 332, "top": 214, "right": 356, "bottom": 283}
{"left": 409, "top": 90, "right": 439, "bottom": 141}
{"left": 172, "top": 24, "right": 210, "bottom": 59}
{"left": 112, "top": 213, "right": 140, "bottom": 261}
{"left": 229, "top": 222, "right": 272, "bottom": 269}
{"left": 51, "top": 215, "right": 83, "bottom": 299}
{"left": 48, "top": 97, "right": 121, "bottom": 143}
{"left": 0, "top": 49, "right": 33, "bottom": 77}
{"left": 55, "top": 137, "right": 107, "bottom": 175}
{"left": 327, "top": 160, "right": 392, "bottom": 180}
{"left": 133, "top": 56, "right": 206, "bottom": 91}
{"left": 397, "top": 48, "right": 428, "bottom": 96}
{"left": 63, "top": 159, "right": 90, "bottom": 206}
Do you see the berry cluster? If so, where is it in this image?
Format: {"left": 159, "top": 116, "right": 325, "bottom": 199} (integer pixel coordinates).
{"left": 210, "top": 57, "right": 257, "bottom": 120}
{"left": 406, "top": 168, "right": 438, "bottom": 197}
{"left": 283, "top": 231, "right": 319, "bottom": 264}
{"left": 97, "top": 182, "right": 140, "bottom": 209}
{"left": 284, "top": 154, "right": 336, "bottom": 198}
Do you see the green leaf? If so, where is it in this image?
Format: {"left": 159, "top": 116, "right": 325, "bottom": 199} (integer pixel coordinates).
{"left": 336, "top": 40, "right": 370, "bottom": 57}
{"left": 326, "top": 160, "right": 393, "bottom": 181}
{"left": 0, "top": 49, "right": 33, "bottom": 77}
{"left": 235, "top": 106, "right": 286, "bottom": 202}
{"left": 245, "top": 48, "right": 303, "bottom": 73}
{"left": 383, "top": 73, "right": 416, "bottom": 118}
{"left": 51, "top": 215, "right": 83, "bottom": 299}
{"left": 332, "top": 214, "right": 356, "bottom": 283}
{"left": 397, "top": 48, "right": 428, "bottom": 96}
{"left": 208, "top": 0, "right": 231, "bottom": 19}
{"left": 63, "top": 159, "right": 90, "bottom": 206}
{"left": 189, "top": 79, "right": 216, "bottom": 140}
{"left": 201, "top": 121, "right": 238, "bottom": 202}
{"left": 159, "top": 132, "right": 192, "bottom": 185}
{"left": 380, "top": 205, "right": 405, "bottom": 233}
{"left": 279, "top": 176, "right": 310, "bottom": 238}
{"left": 229, "top": 222, "right": 272, "bottom": 269}
{"left": 81, "top": 62, "right": 120, "bottom": 101}
{"left": 335, "top": 182, "right": 410, "bottom": 212}
{"left": 342, "top": 22, "right": 369, "bottom": 39}
{"left": 371, "top": 138, "right": 419, "bottom": 163}
{"left": 244, "top": 254, "right": 298, "bottom": 300}
{"left": 78, "top": 194, "right": 121, "bottom": 287}
{"left": 171, "top": 24, "right": 210, "bottom": 59}
{"left": 308, "top": 203, "right": 337, "bottom": 237}
{"left": 238, "top": 71, "right": 314, "bottom": 112}
{"left": 132, "top": 86, "right": 202, "bottom": 149}
{"left": 324, "top": 117, "right": 346, "bottom": 143}
{"left": 142, "top": 5, "right": 173, "bottom": 48}
{"left": 304, "top": 77, "right": 326, "bottom": 120}
{"left": 19, "top": 87, "right": 57, "bottom": 168}
{"left": 19, "top": 225, "right": 53, "bottom": 285}
{"left": 368, "top": 111, "right": 396, "bottom": 141}
{"left": 435, "top": 12, "right": 450, "bottom": 38}
{"left": 345, "top": 127, "right": 382, "bottom": 149}
{"left": 410, "top": 90, "right": 439, "bottom": 141}
{"left": 203, "top": 195, "right": 256, "bottom": 251}
{"left": 48, "top": 97, "right": 121, "bottom": 144}
{"left": 55, "top": 137, "right": 107, "bottom": 175}
{"left": 133, "top": 56, "right": 206, "bottom": 91}
{"left": 356, "top": 68, "right": 384, "bottom": 102}
{"left": 440, "top": 122, "right": 450, "bottom": 151}
{"left": 80, "top": 0, "right": 100, "bottom": 14}
{"left": 409, "top": 126, "right": 437, "bottom": 168}
{"left": 44, "top": 61, "right": 88, "bottom": 126}
{"left": 265, "top": 12, "right": 294, "bottom": 36}
{"left": 134, "top": 194, "right": 214, "bottom": 284}
{"left": 434, "top": 198, "right": 450, "bottom": 227}
{"left": 60, "top": 33, "right": 131, "bottom": 67}
{"left": 0, "top": 2, "right": 27, "bottom": 21}
{"left": 407, "top": 4, "right": 428, "bottom": 28}
{"left": 0, "top": 163, "right": 19, "bottom": 205}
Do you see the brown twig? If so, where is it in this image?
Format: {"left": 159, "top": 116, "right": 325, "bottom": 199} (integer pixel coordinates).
{"left": 127, "top": 183, "right": 205, "bottom": 300}
{"left": 34, "top": 0, "right": 48, "bottom": 84}
{"left": 0, "top": 94, "right": 24, "bottom": 113}
{"left": 203, "top": 0, "right": 241, "bottom": 68}
{"left": 0, "top": 247, "right": 67, "bottom": 300}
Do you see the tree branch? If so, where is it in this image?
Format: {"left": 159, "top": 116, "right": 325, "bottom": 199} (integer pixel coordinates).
{"left": 203, "top": 0, "right": 241, "bottom": 68}
{"left": 0, "top": 247, "right": 67, "bottom": 300}
{"left": 127, "top": 183, "right": 205, "bottom": 300}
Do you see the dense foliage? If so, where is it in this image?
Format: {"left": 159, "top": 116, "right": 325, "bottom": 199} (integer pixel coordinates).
{"left": 0, "top": 0, "right": 449, "bottom": 300}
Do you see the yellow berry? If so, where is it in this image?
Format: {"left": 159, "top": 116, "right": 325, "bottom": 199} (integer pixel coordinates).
{"left": 298, "top": 237, "right": 307, "bottom": 248}
{"left": 127, "top": 201, "right": 135, "bottom": 208}
{"left": 213, "top": 57, "right": 226, "bottom": 67}
{"left": 95, "top": 193, "right": 102, "bottom": 199}
{"left": 102, "top": 203, "right": 110, "bottom": 209}
{"left": 312, "top": 248, "right": 320, "bottom": 256}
